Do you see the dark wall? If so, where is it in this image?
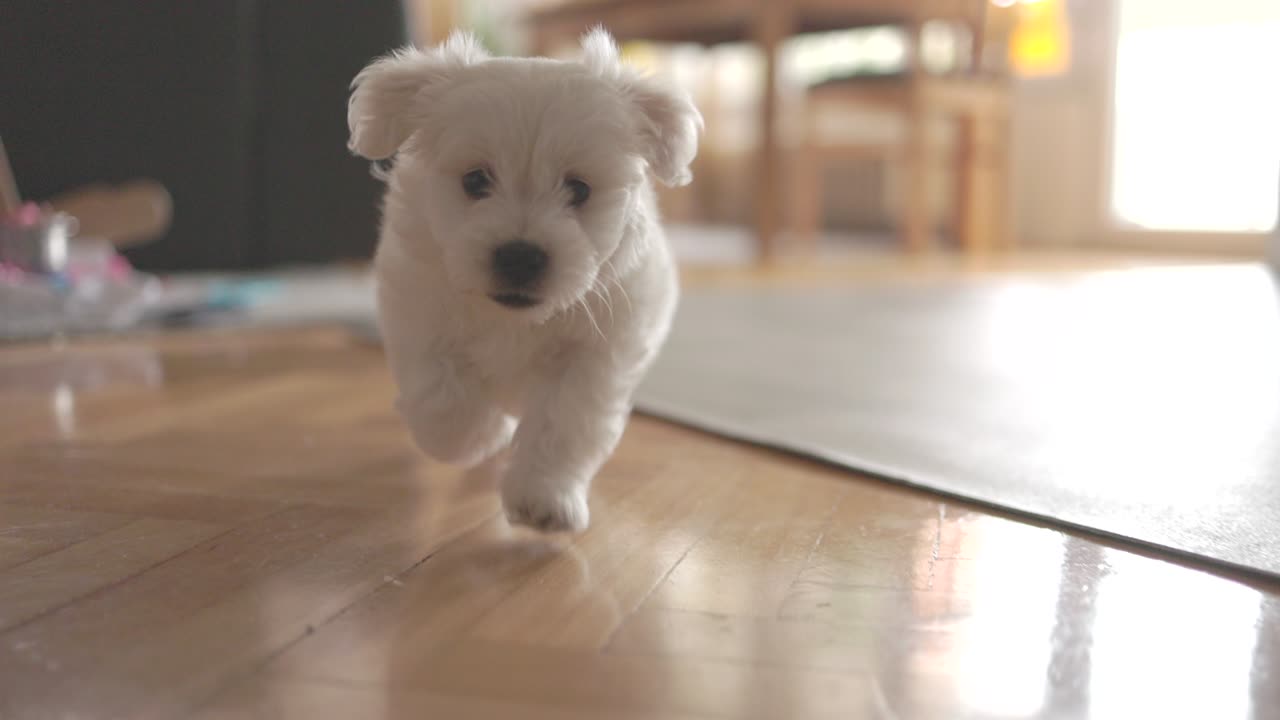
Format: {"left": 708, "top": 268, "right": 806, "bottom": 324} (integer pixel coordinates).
{"left": 0, "top": 1, "right": 404, "bottom": 271}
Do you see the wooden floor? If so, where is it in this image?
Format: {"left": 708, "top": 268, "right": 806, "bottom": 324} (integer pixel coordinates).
{"left": 2, "top": 289, "right": 1278, "bottom": 718}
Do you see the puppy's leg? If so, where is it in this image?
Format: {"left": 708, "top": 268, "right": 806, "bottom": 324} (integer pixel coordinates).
{"left": 396, "top": 358, "right": 515, "bottom": 468}
{"left": 502, "top": 358, "right": 632, "bottom": 532}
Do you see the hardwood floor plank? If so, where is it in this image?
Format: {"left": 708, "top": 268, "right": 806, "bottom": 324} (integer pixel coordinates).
{"left": 2, "top": 461, "right": 291, "bottom": 523}
{"left": 468, "top": 452, "right": 739, "bottom": 649}
{"left": 0, "top": 491, "right": 495, "bottom": 719}
{"left": 608, "top": 606, "right": 903, "bottom": 672}
{"left": 81, "top": 373, "right": 350, "bottom": 445}
{"left": 638, "top": 461, "right": 847, "bottom": 617}
{"left": 0, "top": 517, "right": 225, "bottom": 631}
{"left": 264, "top": 515, "right": 572, "bottom": 686}
{"left": 196, "top": 676, "right": 718, "bottom": 720}
{"left": 0, "top": 505, "right": 137, "bottom": 571}
{"left": 386, "top": 639, "right": 881, "bottom": 719}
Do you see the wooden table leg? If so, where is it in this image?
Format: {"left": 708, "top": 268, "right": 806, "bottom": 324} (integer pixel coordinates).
{"left": 954, "top": 106, "right": 1010, "bottom": 255}
{"left": 900, "top": 24, "right": 933, "bottom": 254}
{"left": 902, "top": 103, "right": 934, "bottom": 253}
{"left": 953, "top": 111, "right": 981, "bottom": 254}
{"left": 752, "top": 1, "right": 791, "bottom": 261}
{"left": 993, "top": 107, "right": 1015, "bottom": 250}
{"left": 791, "top": 136, "right": 823, "bottom": 252}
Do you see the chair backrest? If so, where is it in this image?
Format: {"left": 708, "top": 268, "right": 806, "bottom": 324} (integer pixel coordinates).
{"left": 903, "top": 0, "right": 1015, "bottom": 77}
{"left": 968, "top": 0, "right": 1017, "bottom": 76}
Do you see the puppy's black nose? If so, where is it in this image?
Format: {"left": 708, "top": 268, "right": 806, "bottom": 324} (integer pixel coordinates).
{"left": 492, "top": 241, "right": 548, "bottom": 288}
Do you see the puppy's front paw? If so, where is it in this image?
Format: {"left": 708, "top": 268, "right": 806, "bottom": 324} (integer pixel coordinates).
{"left": 399, "top": 398, "right": 515, "bottom": 467}
{"left": 502, "top": 482, "right": 589, "bottom": 533}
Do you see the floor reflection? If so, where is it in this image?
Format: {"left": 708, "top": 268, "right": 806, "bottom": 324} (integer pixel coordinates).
{"left": 949, "top": 513, "right": 1065, "bottom": 718}
{"left": 1044, "top": 540, "right": 1106, "bottom": 719}
{"left": 881, "top": 512, "right": 1276, "bottom": 718}
{"left": 51, "top": 383, "right": 76, "bottom": 438}
{"left": 1088, "top": 551, "right": 1263, "bottom": 719}
{"left": 0, "top": 346, "right": 163, "bottom": 394}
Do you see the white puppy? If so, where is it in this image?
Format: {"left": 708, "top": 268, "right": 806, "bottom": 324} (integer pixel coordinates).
{"left": 348, "top": 29, "right": 700, "bottom": 532}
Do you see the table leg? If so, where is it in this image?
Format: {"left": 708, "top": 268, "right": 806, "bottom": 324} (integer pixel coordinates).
{"left": 791, "top": 134, "right": 823, "bottom": 251}
{"left": 752, "top": 1, "right": 790, "bottom": 261}
{"left": 954, "top": 112, "right": 981, "bottom": 254}
{"left": 955, "top": 107, "right": 1012, "bottom": 255}
{"left": 902, "top": 104, "right": 934, "bottom": 253}
{"left": 901, "top": 24, "right": 933, "bottom": 254}
{"left": 993, "top": 108, "right": 1015, "bottom": 250}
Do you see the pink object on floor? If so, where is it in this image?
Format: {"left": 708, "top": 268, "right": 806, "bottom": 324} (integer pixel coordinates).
{"left": 2, "top": 202, "right": 43, "bottom": 227}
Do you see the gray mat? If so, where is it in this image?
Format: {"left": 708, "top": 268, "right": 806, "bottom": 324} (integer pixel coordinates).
{"left": 635, "top": 264, "right": 1280, "bottom": 579}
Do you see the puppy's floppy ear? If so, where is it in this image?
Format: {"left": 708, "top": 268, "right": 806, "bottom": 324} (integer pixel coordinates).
{"left": 347, "top": 30, "right": 489, "bottom": 160}
{"left": 627, "top": 79, "right": 703, "bottom": 187}
{"left": 581, "top": 28, "right": 703, "bottom": 187}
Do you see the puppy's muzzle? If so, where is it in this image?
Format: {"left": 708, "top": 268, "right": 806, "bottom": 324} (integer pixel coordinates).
{"left": 491, "top": 240, "right": 548, "bottom": 308}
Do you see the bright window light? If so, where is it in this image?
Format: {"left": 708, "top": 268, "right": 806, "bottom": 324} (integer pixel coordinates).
{"left": 1110, "top": 1, "right": 1280, "bottom": 232}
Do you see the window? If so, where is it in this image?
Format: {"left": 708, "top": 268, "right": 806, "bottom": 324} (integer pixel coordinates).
{"left": 1110, "top": 0, "right": 1280, "bottom": 233}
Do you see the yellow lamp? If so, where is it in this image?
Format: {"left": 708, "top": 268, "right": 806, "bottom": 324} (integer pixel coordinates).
{"left": 1009, "top": 0, "right": 1071, "bottom": 76}
{"left": 620, "top": 41, "right": 660, "bottom": 72}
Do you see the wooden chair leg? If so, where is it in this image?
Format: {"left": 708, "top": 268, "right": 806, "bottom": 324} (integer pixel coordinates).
{"left": 955, "top": 109, "right": 1008, "bottom": 256}
{"left": 954, "top": 112, "right": 982, "bottom": 254}
{"left": 993, "top": 112, "right": 1015, "bottom": 251}
{"left": 751, "top": 2, "right": 792, "bottom": 261}
{"left": 901, "top": 108, "right": 933, "bottom": 253}
{"left": 790, "top": 145, "right": 823, "bottom": 252}
{"left": 790, "top": 98, "right": 824, "bottom": 253}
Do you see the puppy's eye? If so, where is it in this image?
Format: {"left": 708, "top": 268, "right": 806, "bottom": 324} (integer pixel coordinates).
{"left": 462, "top": 169, "right": 492, "bottom": 199}
{"left": 565, "top": 177, "right": 591, "bottom": 208}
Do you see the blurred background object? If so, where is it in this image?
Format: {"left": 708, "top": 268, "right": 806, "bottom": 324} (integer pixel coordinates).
{"left": 0, "top": 138, "right": 20, "bottom": 219}
{"left": 525, "top": 0, "right": 1024, "bottom": 258}
{"left": 791, "top": 3, "right": 1017, "bottom": 255}
{"left": 1, "top": 0, "right": 1277, "bottom": 272}
{"left": 0, "top": 1, "right": 404, "bottom": 271}
{"left": 523, "top": 0, "right": 1279, "bottom": 260}
{"left": 46, "top": 180, "right": 172, "bottom": 251}
{"left": 1007, "top": 0, "right": 1071, "bottom": 77}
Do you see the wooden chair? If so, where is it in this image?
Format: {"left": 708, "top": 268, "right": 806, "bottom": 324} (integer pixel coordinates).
{"left": 525, "top": 0, "right": 1012, "bottom": 260}
{"left": 792, "top": 5, "right": 1015, "bottom": 254}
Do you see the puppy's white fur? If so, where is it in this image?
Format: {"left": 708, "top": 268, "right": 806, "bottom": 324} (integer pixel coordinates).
{"left": 349, "top": 29, "right": 699, "bottom": 532}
